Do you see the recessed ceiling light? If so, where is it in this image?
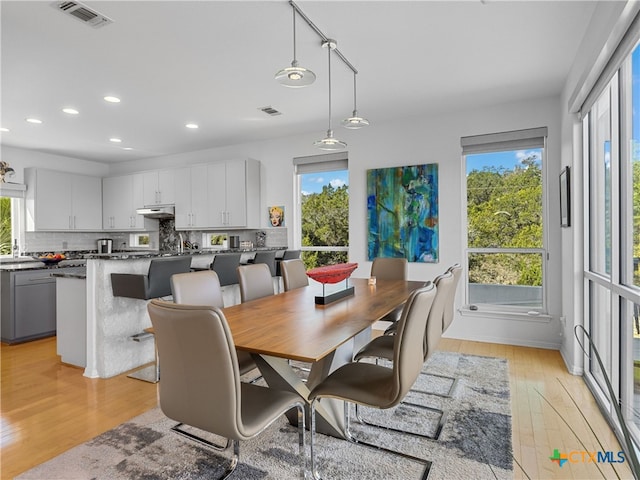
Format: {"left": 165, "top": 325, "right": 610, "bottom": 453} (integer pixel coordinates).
{"left": 109, "top": 137, "right": 122, "bottom": 143}
{"left": 104, "top": 96, "right": 121, "bottom": 103}
{"left": 0, "top": 127, "right": 9, "bottom": 132}
{"left": 185, "top": 123, "right": 199, "bottom": 129}
{"left": 62, "top": 108, "right": 79, "bottom": 115}
{"left": 26, "top": 118, "right": 42, "bottom": 124}
{"left": 122, "top": 147, "right": 133, "bottom": 151}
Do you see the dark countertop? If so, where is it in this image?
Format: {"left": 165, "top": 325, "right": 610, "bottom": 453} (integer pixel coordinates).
{"left": 84, "top": 247, "right": 287, "bottom": 260}
{"left": 51, "top": 271, "right": 87, "bottom": 279}
{"left": 0, "top": 260, "right": 87, "bottom": 272}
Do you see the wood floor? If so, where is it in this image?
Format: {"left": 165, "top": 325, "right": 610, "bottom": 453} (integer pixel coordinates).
{"left": 1, "top": 336, "right": 633, "bottom": 480}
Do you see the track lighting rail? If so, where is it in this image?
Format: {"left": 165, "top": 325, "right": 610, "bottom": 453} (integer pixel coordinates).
{"left": 289, "top": 0, "right": 358, "bottom": 75}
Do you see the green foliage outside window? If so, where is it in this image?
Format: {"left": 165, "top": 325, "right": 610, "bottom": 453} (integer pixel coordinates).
{"left": 0, "top": 197, "right": 12, "bottom": 255}
{"left": 301, "top": 184, "right": 349, "bottom": 269}
{"left": 467, "top": 154, "right": 543, "bottom": 286}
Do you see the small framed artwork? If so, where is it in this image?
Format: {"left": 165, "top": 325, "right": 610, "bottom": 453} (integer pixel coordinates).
{"left": 560, "top": 166, "right": 570, "bottom": 227}
{"left": 268, "top": 205, "right": 285, "bottom": 227}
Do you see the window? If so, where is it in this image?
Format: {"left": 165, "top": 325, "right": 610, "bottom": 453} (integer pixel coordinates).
{"left": 461, "top": 127, "right": 548, "bottom": 313}
{"left": 129, "top": 233, "right": 151, "bottom": 248}
{"left": 581, "top": 37, "right": 640, "bottom": 447}
{"left": 0, "top": 196, "right": 23, "bottom": 257}
{"left": 294, "top": 152, "right": 349, "bottom": 269}
{"left": 1, "top": 197, "right": 13, "bottom": 255}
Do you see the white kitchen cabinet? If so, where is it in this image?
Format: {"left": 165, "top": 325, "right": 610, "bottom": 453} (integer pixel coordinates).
{"left": 174, "top": 165, "right": 209, "bottom": 229}
{"left": 102, "top": 174, "right": 147, "bottom": 230}
{"left": 25, "top": 168, "right": 102, "bottom": 231}
{"left": 143, "top": 169, "right": 175, "bottom": 206}
{"left": 209, "top": 159, "right": 260, "bottom": 229}
{"left": 174, "top": 159, "right": 260, "bottom": 230}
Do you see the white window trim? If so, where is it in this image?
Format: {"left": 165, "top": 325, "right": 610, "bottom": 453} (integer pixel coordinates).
{"left": 461, "top": 128, "right": 549, "bottom": 316}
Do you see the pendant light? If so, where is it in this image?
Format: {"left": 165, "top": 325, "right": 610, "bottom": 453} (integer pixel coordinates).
{"left": 275, "top": 7, "right": 315, "bottom": 88}
{"left": 341, "top": 72, "right": 369, "bottom": 129}
{"left": 314, "top": 40, "right": 347, "bottom": 151}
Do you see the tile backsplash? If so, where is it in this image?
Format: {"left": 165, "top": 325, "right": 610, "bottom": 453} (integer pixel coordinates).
{"left": 24, "top": 223, "right": 289, "bottom": 256}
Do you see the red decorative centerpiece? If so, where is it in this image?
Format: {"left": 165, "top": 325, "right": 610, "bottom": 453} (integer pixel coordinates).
{"left": 306, "top": 262, "right": 358, "bottom": 284}
{"left": 306, "top": 262, "right": 358, "bottom": 305}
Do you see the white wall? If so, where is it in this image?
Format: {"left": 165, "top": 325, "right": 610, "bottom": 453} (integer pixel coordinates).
{"left": 108, "top": 94, "right": 564, "bottom": 349}
{"left": 1, "top": 145, "right": 109, "bottom": 181}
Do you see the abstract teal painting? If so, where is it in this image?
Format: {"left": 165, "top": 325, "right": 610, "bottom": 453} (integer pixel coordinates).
{"left": 367, "top": 164, "right": 439, "bottom": 263}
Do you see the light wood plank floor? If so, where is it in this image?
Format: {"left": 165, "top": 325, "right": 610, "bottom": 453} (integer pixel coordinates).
{"left": 1, "top": 336, "right": 634, "bottom": 479}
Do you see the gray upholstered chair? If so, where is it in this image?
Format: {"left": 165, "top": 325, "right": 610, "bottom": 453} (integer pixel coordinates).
{"left": 276, "top": 249, "right": 301, "bottom": 276}
{"left": 281, "top": 259, "right": 309, "bottom": 291}
{"left": 371, "top": 257, "right": 408, "bottom": 280}
{"left": 370, "top": 257, "right": 408, "bottom": 324}
{"left": 353, "top": 271, "right": 457, "bottom": 440}
{"left": 252, "top": 250, "right": 277, "bottom": 277}
{"left": 237, "top": 263, "right": 274, "bottom": 303}
{"left": 170, "top": 270, "right": 257, "bottom": 376}
{"left": 442, "top": 263, "right": 462, "bottom": 333}
{"left": 111, "top": 256, "right": 192, "bottom": 300}
{"left": 210, "top": 253, "right": 242, "bottom": 287}
{"left": 147, "top": 300, "right": 306, "bottom": 479}
{"left": 308, "top": 284, "right": 437, "bottom": 480}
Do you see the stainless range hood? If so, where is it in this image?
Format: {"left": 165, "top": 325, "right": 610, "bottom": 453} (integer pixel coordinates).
{"left": 136, "top": 206, "right": 174, "bottom": 219}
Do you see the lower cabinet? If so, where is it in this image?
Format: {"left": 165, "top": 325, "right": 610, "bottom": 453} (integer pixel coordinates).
{"left": 0, "top": 267, "right": 86, "bottom": 344}
{"left": 1, "top": 270, "right": 56, "bottom": 344}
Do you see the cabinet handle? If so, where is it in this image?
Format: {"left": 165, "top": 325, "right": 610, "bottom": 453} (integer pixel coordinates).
{"left": 73, "top": 216, "right": 77, "bottom": 229}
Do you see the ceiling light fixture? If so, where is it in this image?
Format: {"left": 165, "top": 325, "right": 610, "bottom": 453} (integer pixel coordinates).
{"left": 0, "top": 127, "right": 9, "bottom": 132}
{"left": 185, "top": 123, "right": 199, "bottom": 129}
{"left": 341, "top": 72, "right": 369, "bottom": 129}
{"left": 62, "top": 108, "right": 79, "bottom": 115}
{"left": 26, "top": 118, "right": 42, "bottom": 124}
{"left": 275, "top": 6, "right": 315, "bottom": 87}
{"left": 284, "top": 1, "right": 368, "bottom": 145}
{"left": 104, "top": 96, "right": 121, "bottom": 103}
{"left": 109, "top": 137, "right": 122, "bottom": 143}
{"left": 314, "top": 40, "right": 346, "bottom": 151}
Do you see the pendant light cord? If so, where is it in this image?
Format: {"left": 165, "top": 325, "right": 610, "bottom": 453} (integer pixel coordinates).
{"left": 352, "top": 73, "right": 357, "bottom": 112}
{"left": 292, "top": 8, "right": 297, "bottom": 63}
{"left": 328, "top": 45, "right": 332, "bottom": 130}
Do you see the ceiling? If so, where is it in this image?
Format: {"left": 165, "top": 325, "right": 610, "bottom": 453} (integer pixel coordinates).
{"left": 1, "top": 1, "right": 597, "bottom": 164}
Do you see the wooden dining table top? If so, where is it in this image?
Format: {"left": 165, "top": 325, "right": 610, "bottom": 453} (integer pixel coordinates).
{"left": 222, "top": 277, "right": 426, "bottom": 363}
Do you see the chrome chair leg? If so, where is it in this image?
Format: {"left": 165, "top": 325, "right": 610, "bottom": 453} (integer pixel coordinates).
{"left": 171, "top": 422, "right": 231, "bottom": 450}
{"left": 311, "top": 400, "right": 432, "bottom": 480}
{"left": 412, "top": 371, "right": 458, "bottom": 398}
{"left": 355, "top": 401, "right": 447, "bottom": 441}
{"left": 174, "top": 403, "right": 306, "bottom": 480}
{"left": 221, "top": 440, "right": 240, "bottom": 480}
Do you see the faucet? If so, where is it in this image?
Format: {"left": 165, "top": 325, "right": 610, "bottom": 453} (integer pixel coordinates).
{"left": 178, "top": 232, "right": 184, "bottom": 254}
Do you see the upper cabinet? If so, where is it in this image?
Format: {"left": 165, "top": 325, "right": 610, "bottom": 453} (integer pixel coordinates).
{"left": 143, "top": 169, "right": 175, "bottom": 206}
{"left": 25, "top": 168, "right": 103, "bottom": 231}
{"left": 174, "top": 164, "right": 210, "bottom": 229}
{"left": 174, "top": 159, "right": 260, "bottom": 230}
{"left": 103, "top": 174, "right": 149, "bottom": 230}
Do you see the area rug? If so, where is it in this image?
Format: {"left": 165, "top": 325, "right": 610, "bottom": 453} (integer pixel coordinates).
{"left": 17, "top": 351, "right": 512, "bottom": 480}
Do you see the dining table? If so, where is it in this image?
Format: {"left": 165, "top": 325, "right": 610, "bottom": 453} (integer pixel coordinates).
{"left": 222, "top": 276, "right": 427, "bottom": 439}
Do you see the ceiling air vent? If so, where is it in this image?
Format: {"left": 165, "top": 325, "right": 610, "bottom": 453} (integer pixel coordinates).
{"left": 259, "top": 106, "right": 282, "bottom": 117}
{"left": 52, "top": 1, "right": 113, "bottom": 28}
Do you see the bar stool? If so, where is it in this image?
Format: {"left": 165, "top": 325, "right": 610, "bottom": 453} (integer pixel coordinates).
{"left": 111, "top": 256, "right": 192, "bottom": 300}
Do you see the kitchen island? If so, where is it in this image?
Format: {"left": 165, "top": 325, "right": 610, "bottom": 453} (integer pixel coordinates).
{"left": 84, "top": 248, "right": 285, "bottom": 378}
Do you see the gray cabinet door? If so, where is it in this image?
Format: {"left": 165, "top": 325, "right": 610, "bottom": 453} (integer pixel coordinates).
{"left": 14, "top": 279, "right": 56, "bottom": 339}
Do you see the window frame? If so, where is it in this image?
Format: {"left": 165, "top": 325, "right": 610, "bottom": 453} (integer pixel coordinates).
{"left": 293, "top": 152, "right": 349, "bottom": 267}
{"left": 461, "top": 128, "right": 550, "bottom": 317}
